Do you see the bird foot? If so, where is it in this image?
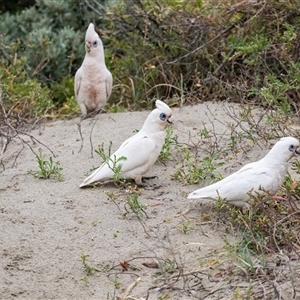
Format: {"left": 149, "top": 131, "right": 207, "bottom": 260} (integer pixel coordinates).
{"left": 142, "top": 176, "right": 158, "bottom": 182}
{"left": 140, "top": 176, "right": 160, "bottom": 190}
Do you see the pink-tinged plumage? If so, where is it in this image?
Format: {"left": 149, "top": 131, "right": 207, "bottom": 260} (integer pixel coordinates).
{"left": 75, "top": 23, "right": 112, "bottom": 118}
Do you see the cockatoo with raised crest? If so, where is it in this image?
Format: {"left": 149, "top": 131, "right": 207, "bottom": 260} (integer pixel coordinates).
{"left": 80, "top": 100, "right": 173, "bottom": 187}
{"left": 75, "top": 23, "right": 112, "bottom": 118}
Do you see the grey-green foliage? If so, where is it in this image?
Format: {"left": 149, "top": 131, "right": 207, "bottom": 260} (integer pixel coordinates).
{"left": 0, "top": 0, "right": 108, "bottom": 83}
{"left": 25, "top": 26, "right": 81, "bottom": 80}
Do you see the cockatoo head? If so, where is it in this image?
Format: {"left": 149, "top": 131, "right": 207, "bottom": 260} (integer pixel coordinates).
{"left": 268, "top": 136, "right": 300, "bottom": 162}
{"left": 142, "top": 100, "right": 173, "bottom": 133}
{"left": 84, "top": 23, "right": 104, "bottom": 57}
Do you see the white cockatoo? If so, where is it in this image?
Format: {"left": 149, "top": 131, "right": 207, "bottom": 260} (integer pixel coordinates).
{"left": 74, "top": 23, "right": 113, "bottom": 118}
{"left": 80, "top": 100, "right": 173, "bottom": 187}
{"left": 188, "top": 137, "right": 300, "bottom": 207}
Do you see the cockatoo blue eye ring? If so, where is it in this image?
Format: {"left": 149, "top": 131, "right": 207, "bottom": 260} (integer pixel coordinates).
{"left": 289, "top": 144, "right": 300, "bottom": 154}
{"left": 289, "top": 145, "right": 295, "bottom": 152}
{"left": 92, "top": 41, "right": 98, "bottom": 47}
{"left": 160, "top": 113, "right": 167, "bottom": 121}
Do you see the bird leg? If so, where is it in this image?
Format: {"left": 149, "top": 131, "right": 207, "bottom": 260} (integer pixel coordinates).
{"left": 77, "top": 122, "right": 84, "bottom": 153}
{"left": 82, "top": 108, "right": 107, "bottom": 120}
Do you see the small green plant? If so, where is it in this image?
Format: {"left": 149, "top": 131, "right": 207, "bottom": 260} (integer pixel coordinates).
{"left": 228, "top": 134, "right": 238, "bottom": 152}
{"left": 94, "top": 141, "right": 127, "bottom": 183}
{"left": 291, "top": 161, "right": 300, "bottom": 178}
{"left": 79, "top": 254, "right": 95, "bottom": 283}
{"left": 172, "top": 149, "right": 224, "bottom": 185}
{"left": 80, "top": 254, "right": 89, "bottom": 264}
{"left": 156, "top": 259, "right": 177, "bottom": 277}
{"left": 282, "top": 172, "right": 300, "bottom": 195}
{"left": 159, "top": 126, "right": 180, "bottom": 161}
{"left": 197, "top": 127, "right": 211, "bottom": 139}
{"left": 84, "top": 265, "right": 95, "bottom": 276}
{"left": 223, "top": 236, "right": 266, "bottom": 277}
{"left": 28, "top": 149, "right": 63, "bottom": 181}
{"left": 80, "top": 276, "right": 89, "bottom": 284}
{"left": 212, "top": 194, "right": 227, "bottom": 212}
{"left": 225, "top": 130, "right": 245, "bottom": 153}
{"left": 124, "top": 193, "right": 147, "bottom": 218}
{"left": 177, "top": 220, "right": 194, "bottom": 234}
{"left": 107, "top": 275, "right": 121, "bottom": 289}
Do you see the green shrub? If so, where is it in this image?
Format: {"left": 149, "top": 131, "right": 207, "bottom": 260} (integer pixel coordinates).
{"left": 0, "top": 44, "right": 54, "bottom": 120}
{"left": 1, "top": 0, "right": 300, "bottom": 114}
{"left": 104, "top": 0, "right": 300, "bottom": 110}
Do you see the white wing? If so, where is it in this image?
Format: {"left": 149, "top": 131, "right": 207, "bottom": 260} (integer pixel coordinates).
{"left": 74, "top": 68, "right": 82, "bottom": 98}
{"left": 80, "top": 135, "right": 156, "bottom": 187}
{"left": 188, "top": 164, "right": 275, "bottom": 203}
{"left": 105, "top": 71, "right": 113, "bottom": 100}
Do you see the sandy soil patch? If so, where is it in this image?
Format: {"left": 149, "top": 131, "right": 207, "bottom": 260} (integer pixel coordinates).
{"left": 1, "top": 102, "right": 299, "bottom": 299}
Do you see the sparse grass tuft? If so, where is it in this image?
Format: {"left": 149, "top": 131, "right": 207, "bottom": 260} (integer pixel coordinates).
{"left": 223, "top": 237, "right": 266, "bottom": 277}
{"left": 177, "top": 220, "right": 194, "bottom": 234}
{"left": 212, "top": 194, "right": 228, "bottom": 212}
{"left": 124, "top": 193, "right": 147, "bottom": 218}
{"left": 28, "top": 149, "right": 63, "bottom": 181}
{"left": 156, "top": 259, "right": 177, "bottom": 277}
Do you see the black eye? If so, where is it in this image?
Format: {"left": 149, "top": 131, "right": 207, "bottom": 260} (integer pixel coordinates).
{"left": 92, "top": 41, "right": 98, "bottom": 47}
{"left": 289, "top": 144, "right": 295, "bottom": 152}
{"left": 160, "top": 113, "right": 167, "bottom": 121}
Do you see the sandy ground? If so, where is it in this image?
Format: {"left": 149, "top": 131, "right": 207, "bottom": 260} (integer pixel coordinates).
{"left": 1, "top": 102, "right": 300, "bottom": 300}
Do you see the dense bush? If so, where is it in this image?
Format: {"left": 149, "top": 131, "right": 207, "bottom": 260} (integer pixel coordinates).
{"left": 0, "top": 0, "right": 300, "bottom": 116}
{"left": 0, "top": 51, "right": 53, "bottom": 127}
{"left": 105, "top": 0, "right": 300, "bottom": 111}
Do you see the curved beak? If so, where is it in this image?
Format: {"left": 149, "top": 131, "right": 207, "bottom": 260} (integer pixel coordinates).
{"left": 85, "top": 41, "right": 91, "bottom": 52}
{"left": 167, "top": 116, "right": 174, "bottom": 124}
{"left": 296, "top": 149, "right": 300, "bottom": 155}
